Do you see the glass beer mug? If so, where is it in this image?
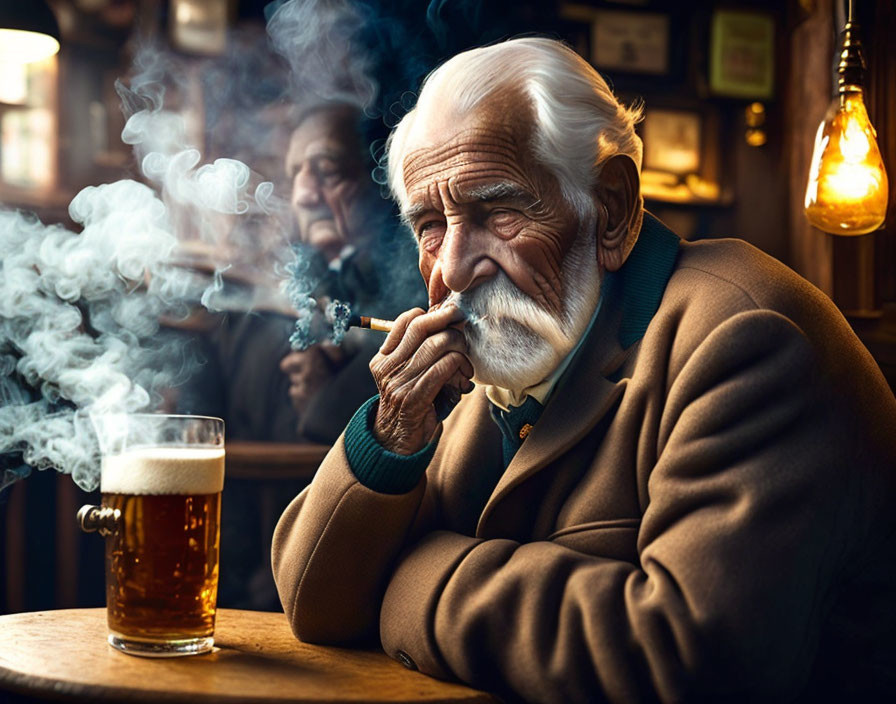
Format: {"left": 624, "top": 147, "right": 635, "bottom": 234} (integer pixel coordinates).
{"left": 79, "top": 414, "right": 224, "bottom": 657}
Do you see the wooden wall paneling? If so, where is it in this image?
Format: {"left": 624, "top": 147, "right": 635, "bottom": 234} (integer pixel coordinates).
{"left": 55, "top": 474, "right": 80, "bottom": 608}
{"left": 786, "top": 0, "right": 834, "bottom": 295}
{"left": 866, "top": 0, "right": 896, "bottom": 303}
{"left": 3, "top": 482, "right": 26, "bottom": 613}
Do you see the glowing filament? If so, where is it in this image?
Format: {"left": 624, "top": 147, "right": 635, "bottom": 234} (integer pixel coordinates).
{"left": 804, "top": 92, "right": 889, "bottom": 235}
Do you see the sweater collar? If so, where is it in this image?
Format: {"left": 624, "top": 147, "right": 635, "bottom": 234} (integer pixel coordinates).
{"left": 615, "top": 211, "right": 681, "bottom": 349}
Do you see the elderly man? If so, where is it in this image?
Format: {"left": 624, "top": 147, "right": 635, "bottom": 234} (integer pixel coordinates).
{"left": 272, "top": 38, "right": 896, "bottom": 702}
{"left": 285, "top": 103, "right": 374, "bottom": 264}
{"left": 279, "top": 103, "right": 388, "bottom": 442}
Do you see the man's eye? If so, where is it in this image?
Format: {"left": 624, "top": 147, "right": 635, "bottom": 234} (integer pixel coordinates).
{"left": 417, "top": 222, "right": 445, "bottom": 252}
{"left": 418, "top": 221, "right": 445, "bottom": 235}
{"left": 314, "top": 158, "right": 343, "bottom": 183}
{"left": 488, "top": 209, "right": 515, "bottom": 223}
{"left": 488, "top": 209, "right": 522, "bottom": 235}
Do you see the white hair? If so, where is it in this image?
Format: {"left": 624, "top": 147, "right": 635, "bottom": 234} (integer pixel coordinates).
{"left": 386, "top": 37, "right": 643, "bottom": 219}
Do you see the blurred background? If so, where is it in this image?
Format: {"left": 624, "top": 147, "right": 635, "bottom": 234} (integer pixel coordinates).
{"left": 2, "top": 0, "right": 894, "bottom": 615}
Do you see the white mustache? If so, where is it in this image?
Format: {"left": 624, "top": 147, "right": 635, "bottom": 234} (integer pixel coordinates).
{"left": 447, "top": 273, "right": 576, "bottom": 351}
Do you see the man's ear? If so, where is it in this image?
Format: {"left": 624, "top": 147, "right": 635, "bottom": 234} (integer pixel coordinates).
{"left": 593, "top": 154, "right": 642, "bottom": 272}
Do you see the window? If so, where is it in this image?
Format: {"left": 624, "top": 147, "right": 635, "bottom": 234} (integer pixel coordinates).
{"left": 0, "top": 54, "right": 58, "bottom": 192}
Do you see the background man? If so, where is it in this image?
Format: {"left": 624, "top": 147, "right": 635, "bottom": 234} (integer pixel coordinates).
{"left": 279, "top": 103, "right": 384, "bottom": 442}
{"left": 179, "top": 104, "right": 386, "bottom": 448}
{"left": 272, "top": 38, "right": 896, "bottom": 702}
{"left": 181, "top": 101, "right": 418, "bottom": 610}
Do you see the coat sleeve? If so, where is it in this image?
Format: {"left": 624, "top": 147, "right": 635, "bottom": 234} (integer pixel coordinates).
{"left": 378, "top": 310, "right": 888, "bottom": 703}
{"left": 271, "top": 435, "right": 433, "bottom": 644}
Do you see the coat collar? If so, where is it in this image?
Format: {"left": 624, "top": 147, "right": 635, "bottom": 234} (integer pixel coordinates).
{"left": 476, "top": 211, "right": 681, "bottom": 536}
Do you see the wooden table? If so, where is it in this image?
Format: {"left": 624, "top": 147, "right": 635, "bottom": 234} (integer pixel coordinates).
{"left": 0, "top": 609, "right": 496, "bottom": 703}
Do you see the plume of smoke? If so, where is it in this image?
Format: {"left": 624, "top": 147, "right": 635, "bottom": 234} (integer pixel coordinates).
{"left": 267, "top": 0, "right": 376, "bottom": 111}
{"left": 268, "top": 0, "right": 427, "bottom": 351}
{"left": 200, "top": 264, "right": 233, "bottom": 312}
{"left": 283, "top": 243, "right": 327, "bottom": 350}
{"left": 0, "top": 191, "right": 193, "bottom": 492}
{"left": 326, "top": 300, "right": 353, "bottom": 345}
{"left": 0, "top": 50, "right": 286, "bottom": 494}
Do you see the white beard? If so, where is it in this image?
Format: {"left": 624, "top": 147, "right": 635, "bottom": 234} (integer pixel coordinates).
{"left": 450, "top": 213, "right": 601, "bottom": 392}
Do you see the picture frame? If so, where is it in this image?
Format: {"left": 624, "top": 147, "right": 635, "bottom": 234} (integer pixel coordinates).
{"left": 169, "top": 0, "right": 229, "bottom": 56}
{"left": 642, "top": 109, "right": 701, "bottom": 175}
{"left": 639, "top": 104, "right": 730, "bottom": 205}
{"left": 709, "top": 10, "right": 775, "bottom": 99}
{"left": 591, "top": 10, "right": 670, "bottom": 76}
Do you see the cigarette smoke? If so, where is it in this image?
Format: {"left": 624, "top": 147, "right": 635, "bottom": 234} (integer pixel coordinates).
{"left": 267, "top": 0, "right": 375, "bottom": 112}
{"left": 0, "top": 48, "right": 285, "bottom": 494}
{"left": 1, "top": 195, "right": 199, "bottom": 493}
{"left": 267, "top": 0, "right": 426, "bottom": 351}
{"left": 327, "top": 301, "right": 353, "bottom": 345}
{"left": 267, "top": 0, "right": 369, "bottom": 353}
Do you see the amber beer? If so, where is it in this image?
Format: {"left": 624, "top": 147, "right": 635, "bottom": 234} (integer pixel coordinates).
{"left": 101, "top": 446, "right": 224, "bottom": 656}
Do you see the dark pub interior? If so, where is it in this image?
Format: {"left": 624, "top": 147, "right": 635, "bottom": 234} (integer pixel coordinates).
{"left": 1, "top": 2, "right": 894, "bottom": 702}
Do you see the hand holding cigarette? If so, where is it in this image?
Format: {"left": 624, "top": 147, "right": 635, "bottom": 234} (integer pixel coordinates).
{"left": 367, "top": 305, "right": 474, "bottom": 455}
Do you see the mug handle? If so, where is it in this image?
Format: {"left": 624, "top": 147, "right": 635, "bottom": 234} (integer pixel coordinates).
{"left": 77, "top": 504, "right": 120, "bottom": 537}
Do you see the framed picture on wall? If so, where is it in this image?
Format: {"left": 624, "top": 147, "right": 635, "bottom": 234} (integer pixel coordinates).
{"left": 709, "top": 10, "right": 775, "bottom": 99}
{"left": 170, "top": 0, "right": 229, "bottom": 55}
{"left": 642, "top": 109, "right": 701, "bottom": 175}
{"left": 591, "top": 10, "right": 670, "bottom": 75}
{"left": 639, "top": 105, "right": 728, "bottom": 205}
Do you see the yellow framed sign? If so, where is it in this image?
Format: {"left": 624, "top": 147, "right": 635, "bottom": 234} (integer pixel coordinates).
{"left": 709, "top": 10, "right": 775, "bottom": 100}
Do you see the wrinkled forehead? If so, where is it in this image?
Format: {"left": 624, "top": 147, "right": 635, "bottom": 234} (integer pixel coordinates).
{"left": 288, "top": 108, "right": 360, "bottom": 161}
{"left": 400, "top": 92, "right": 538, "bottom": 205}
{"left": 401, "top": 127, "right": 525, "bottom": 191}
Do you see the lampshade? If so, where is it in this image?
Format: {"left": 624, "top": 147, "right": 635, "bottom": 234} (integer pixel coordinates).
{"left": 0, "top": 0, "right": 60, "bottom": 64}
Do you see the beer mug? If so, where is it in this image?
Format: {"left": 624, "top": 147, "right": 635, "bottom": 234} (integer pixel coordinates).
{"left": 79, "top": 414, "right": 224, "bottom": 657}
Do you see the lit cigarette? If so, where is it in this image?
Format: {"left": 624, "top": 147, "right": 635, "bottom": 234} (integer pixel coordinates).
{"left": 348, "top": 314, "right": 394, "bottom": 332}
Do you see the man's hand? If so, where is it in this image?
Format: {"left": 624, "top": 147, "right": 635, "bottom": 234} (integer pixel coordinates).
{"left": 369, "top": 306, "right": 474, "bottom": 455}
{"left": 280, "top": 343, "right": 346, "bottom": 412}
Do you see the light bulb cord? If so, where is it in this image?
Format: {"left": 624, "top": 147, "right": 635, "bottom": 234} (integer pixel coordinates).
{"left": 837, "top": 0, "right": 865, "bottom": 94}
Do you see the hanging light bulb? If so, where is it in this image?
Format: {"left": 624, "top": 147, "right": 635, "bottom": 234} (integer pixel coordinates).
{"left": 804, "top": 1, "right": 888, "bottom": 236}
{"left": 0, "top": 1, "right": 60, "bottom": 64}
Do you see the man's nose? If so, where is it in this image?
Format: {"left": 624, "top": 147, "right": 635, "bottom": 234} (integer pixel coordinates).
{"left": 436, "top": 220, "right": 497, "bottom": 295}
{"left": 292, "top": 168, "right": 322, "bottom": 207}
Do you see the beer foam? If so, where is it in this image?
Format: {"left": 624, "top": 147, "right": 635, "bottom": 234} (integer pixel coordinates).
{"left": 101, "top": 447, "right": 225, "bottom": 495}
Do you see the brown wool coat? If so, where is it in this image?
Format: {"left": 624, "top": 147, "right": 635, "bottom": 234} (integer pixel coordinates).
{"left": 272, "top": 215, "right": 896, "bottom": 703}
